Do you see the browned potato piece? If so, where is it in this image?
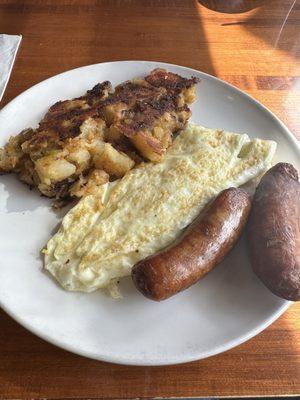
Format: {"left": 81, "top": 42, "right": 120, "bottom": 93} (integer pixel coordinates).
{"left": 0, "top": 129, "right": 35, "bottom": 173}
{"left": 18, "top": 157, "right": 36, "bottom": 185}
{"left": 93, "top": 143, "right": 134, "bottom": 177}
{"left": 35, "top": 152, "right": 76, "bottom": 185}
{"left": 130, "top": 132, "right": 165, "bottom": 162}
{"left": 247, "top": 163, "right": 300, "bottom": 301}
{"left": 70, "top": 169, "right": 109, "bottom": 198}
{"left": 104, "top": 125, "right": 125, "bottom": 145}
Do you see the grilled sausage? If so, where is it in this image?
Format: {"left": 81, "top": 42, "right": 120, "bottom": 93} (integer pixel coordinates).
{"left": 132, "top": 187, "right": 251, "bottom": 301}
{"left": 247, "top": 163, "right": 300, "bottom": 301}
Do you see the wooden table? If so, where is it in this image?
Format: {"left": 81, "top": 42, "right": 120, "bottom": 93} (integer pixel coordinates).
{"left": 0, "top": 0, "right": 299, "bottom": 398}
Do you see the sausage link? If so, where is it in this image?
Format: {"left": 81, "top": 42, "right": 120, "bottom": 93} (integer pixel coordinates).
{"left": 247, "top": 163, "right": 300, "bottom": 301}
{"left": 132, "top": 187, "right": 251, "bottom": 301}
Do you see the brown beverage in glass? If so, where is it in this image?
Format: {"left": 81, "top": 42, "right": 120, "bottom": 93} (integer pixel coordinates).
{"left": 198, "top": 0, "right": 265, "bottom": 13}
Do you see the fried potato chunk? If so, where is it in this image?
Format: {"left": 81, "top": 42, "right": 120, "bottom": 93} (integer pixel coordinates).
{"left": 93, "top": 143, "right": 135, "bottom": 177}
{"left": 0, "top": 128, "right": 35, "bottom": 173}
{"left": 35, "top": 152, "right": 76, "bottom": 185}
{"left": 70, "top": 169, "right": 109, "bottom": 198}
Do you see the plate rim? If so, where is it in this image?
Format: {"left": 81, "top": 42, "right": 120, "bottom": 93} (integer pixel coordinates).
{"left": 0, "top": 60, "right": 296, "bottom": 366}
{"left": 0, "top": 291, "right": 291, "bottom": 366}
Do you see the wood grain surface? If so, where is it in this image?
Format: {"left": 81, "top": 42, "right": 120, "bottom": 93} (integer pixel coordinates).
{"left": 0, "top": 0, "right": 299, "bottom": 398}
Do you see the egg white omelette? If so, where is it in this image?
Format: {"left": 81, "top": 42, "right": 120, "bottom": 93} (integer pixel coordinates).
{"left": 44, "top": 124, "right": 276, "bottom": 297}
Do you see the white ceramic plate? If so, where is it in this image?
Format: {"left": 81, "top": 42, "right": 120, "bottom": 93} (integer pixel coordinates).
{"left": 0, "top": 61, "right": 299, "bottom": 366}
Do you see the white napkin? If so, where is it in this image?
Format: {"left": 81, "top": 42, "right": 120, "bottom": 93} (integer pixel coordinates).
{"left": 0, "top": 34, "right": 22, "bottom": 102}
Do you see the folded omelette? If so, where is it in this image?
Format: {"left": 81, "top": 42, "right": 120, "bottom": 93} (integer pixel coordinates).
{"left": 44, "top": 124, "right": 277, "bottom": 296}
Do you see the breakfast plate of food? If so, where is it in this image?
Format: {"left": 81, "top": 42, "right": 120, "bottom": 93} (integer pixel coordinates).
{"left": 0, "top": 61, "right": 299, "bottom": 365}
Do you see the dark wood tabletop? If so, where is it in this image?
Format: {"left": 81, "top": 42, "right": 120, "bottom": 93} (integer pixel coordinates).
{"left": 0, "top": 0, "right": 299, "bottom": 398}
